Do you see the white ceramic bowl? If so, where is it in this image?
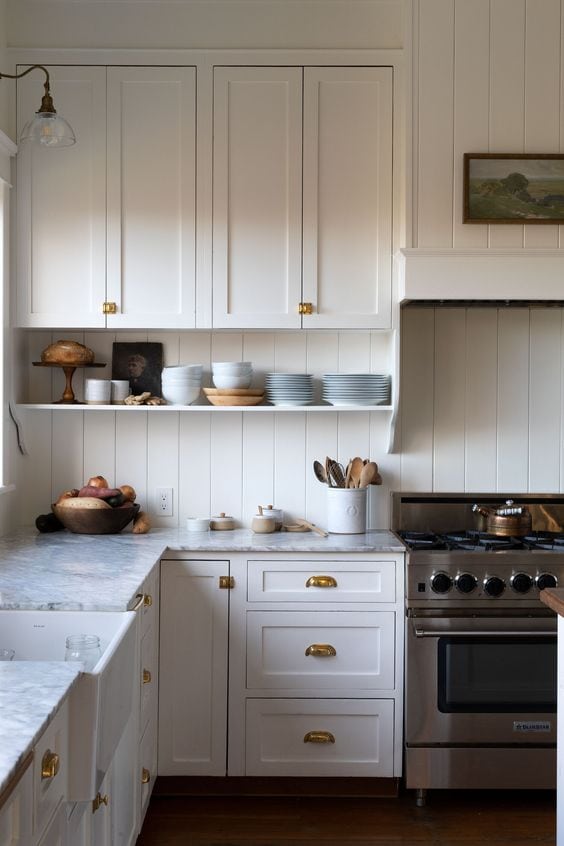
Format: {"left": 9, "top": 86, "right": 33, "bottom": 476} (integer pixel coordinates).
{"left": 162, "top": 385, "right": 200, "bottom": 405}
{"left": 212, "top": 361, "right": 252, "bottom": 374}
{"left": 212, "top": 374, "right": 253, "bottom": 390}
{"left": 162, "top": 376, "right": 202, "bottom": 385}
{"left": 163, "top": 364, "right": 203, "bottom": 376}
{"left": 186, "top": 517, "right": 210, "bottom": 532}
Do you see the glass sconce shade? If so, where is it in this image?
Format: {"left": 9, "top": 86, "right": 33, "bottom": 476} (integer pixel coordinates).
{"left": 20, "top": 110, "right": 76, "bottom": 148}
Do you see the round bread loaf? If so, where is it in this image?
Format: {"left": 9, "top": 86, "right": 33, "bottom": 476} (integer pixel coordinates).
{"left": 41, "top": 340, "right": 95, "bottom": 365}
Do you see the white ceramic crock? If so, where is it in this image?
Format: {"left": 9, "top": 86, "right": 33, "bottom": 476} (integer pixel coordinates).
{"left": 326, "top": 487, "right": 367, "bottom": 534}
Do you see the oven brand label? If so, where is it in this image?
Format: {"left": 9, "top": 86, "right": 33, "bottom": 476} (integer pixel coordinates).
{"left": 513, "top": 721, "right": 552, "bottom": 733}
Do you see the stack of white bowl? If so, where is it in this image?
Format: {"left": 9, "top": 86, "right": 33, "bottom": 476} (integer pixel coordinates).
{"left": 161, "top": 364, "right": 203, "bottom": 405}
{"left": 212, "top": 361, "right": 253, "bottom": 390}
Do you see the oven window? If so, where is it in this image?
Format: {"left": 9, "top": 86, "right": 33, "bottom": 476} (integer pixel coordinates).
{"left": 437, "top": 636, "right": 556, "bottom": 713}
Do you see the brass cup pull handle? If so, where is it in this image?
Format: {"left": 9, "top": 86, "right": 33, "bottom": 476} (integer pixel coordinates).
{"left": 92, "top": 793, "right": 109, "bottom": 813}
{"left": 304, "top": 731, "right": 335, "bottom": 744}
{"left": 131, "top": 593, "right": 145, "bottom": 611}
{"left": 298, "top": 302, "right": 314, "bottom": 315}
{"left": 305, "top": 575, "right": 337, "bottom": 589}
{"left": 141, "top": 768, "right": 151, "bottom": 784}
{"left": 305, "top": 644, "right": 337, "bottom": 657}
{"left": 41, "top": 750, "right": 60, "bottom": 780}
{"left": 142, "top": 669, "right": 152, "bottom": 684}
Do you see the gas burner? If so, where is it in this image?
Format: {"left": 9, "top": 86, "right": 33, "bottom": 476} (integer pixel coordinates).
{"left": 522, "top": 532, "right": 564, "bottom": 551}
{"left": 442, "top": 530, "right": 526, "bottom": 551}
{"left": 398, "top": 531, "right": 448, "bottom": 551}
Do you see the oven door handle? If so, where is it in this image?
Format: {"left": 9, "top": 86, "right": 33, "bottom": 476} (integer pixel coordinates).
{"left": 414, "top": 628, "right": 555, "bottom": 638}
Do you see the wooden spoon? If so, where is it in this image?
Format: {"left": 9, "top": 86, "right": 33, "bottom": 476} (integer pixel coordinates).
{"left": 347, "top": 456, "right": 364, "bottom": 488}
{"left": 359, "top": 461, "right": 378, "bottom": 488}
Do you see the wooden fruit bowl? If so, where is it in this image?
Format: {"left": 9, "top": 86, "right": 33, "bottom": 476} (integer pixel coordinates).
{"left": 53, "top": 503, "right": 140, "bottom": 534}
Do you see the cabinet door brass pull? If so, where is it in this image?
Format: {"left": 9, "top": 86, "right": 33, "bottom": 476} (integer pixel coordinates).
{"left": 143, "top": 594, "right": 153, "bottom": 608}
{"left": 219, "top": 576, "right": 234, "bottom": 589}
{"left": 92, "top": 793, "right": 109, "bottom": 812}
{"left": 102, "top": 301, "right": 117, "bottom": 314}
{"left": 305, "top": 575, "right": 337, "bottom": 589}
{"left": 41, "top": 750, "right": 60, "bottom": 780}
{"left": 131, "top": 593, "right": 145, "bottom": 611}
{"left": 304, "top": 731, "right": 335, "bottom": 744}
{"left": 142, "top": 669, "right": 152, "bottom": 684}
{"left": 141, "top": 768, "right": 151, "bottom": 784}
{"left": 298, "top": 302, "right": 313, "bottom": 315}
{"left": 305, "top": 643, "right": 337, "bottom": 657}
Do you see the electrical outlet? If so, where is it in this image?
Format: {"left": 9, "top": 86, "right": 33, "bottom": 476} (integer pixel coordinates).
{"left": 156, "top": 487, "right": 173, "bottom": 516}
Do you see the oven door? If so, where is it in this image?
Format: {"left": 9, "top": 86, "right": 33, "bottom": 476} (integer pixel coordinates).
{"left": 406, "top": 610, "right": 557, "bottom": 746}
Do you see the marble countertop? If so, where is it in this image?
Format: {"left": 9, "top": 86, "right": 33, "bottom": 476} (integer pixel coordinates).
{"left": 0, "top": 527, "right": 404, "bottom": 611}
{"left": 0, "top": 662, "right": 81, "bottom": 800}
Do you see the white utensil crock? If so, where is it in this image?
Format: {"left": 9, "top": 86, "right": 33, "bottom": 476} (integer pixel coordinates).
{"left": 326, "top": 487, "right": 367, "bottom": 534}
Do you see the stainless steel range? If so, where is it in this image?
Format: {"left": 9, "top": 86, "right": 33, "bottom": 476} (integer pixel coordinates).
{"left": 393, "top": 492, "right": 564, "bottom": 805}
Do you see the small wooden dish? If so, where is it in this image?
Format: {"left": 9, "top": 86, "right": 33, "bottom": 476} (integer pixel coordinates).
{"left": 203, "top": 388, "right": 264, "bottom": 407}
{"left": 282, "top": 523, "right": 310, "bottom": 533}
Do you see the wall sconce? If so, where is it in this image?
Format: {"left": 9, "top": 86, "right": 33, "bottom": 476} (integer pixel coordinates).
{"left": 0, "top": 64, "right": 76, "bottom": 147}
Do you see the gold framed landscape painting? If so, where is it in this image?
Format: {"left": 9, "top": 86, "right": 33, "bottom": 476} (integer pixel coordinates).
{"left": 463, "top": 153, "right": 564, "bottom": 223}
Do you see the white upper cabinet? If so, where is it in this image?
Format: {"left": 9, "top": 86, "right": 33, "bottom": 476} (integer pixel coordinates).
{"left": 212, "top": 66, "right": 393, "bottom": 330}
{"left": 302, "top": 67, "right": 392, "bottom": 329}
{"left": 212, "top": 67, "right": 303, "bottom": 329}
{"left": 106, "top": 67, "right": 196, "bottom": 329}
{"left": 16, "top": 66, "right": 107, "bottom": 328}
{"left": 16, "top": 66, "right": 196, "bottom": 329}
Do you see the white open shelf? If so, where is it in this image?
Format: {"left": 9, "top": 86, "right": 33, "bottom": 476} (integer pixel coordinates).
{"left": 17, "top": 403, "right": 394, "bottom": 413}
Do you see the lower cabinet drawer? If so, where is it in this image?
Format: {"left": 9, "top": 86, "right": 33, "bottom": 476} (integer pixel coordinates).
{"left": 33, "top": 701, "right": 68, "bottom": 839}
{"left": 245, "top": 698, "right": 394, "bottom": 777}
{"left": 246, "top": 611, "right": 395, "bottom": 690}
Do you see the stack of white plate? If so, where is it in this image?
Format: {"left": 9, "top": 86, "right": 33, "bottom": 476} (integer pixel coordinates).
{"left": 265, "top": 373, "right": 314, "bottom": 406}
{"left": 212, "top": 361, "right": 253, "bottom": 390}
{"left": 162, "top": 364, "right": 203, "bottom": 405}
{"left": 322, "top": 373, "right": 391, "bottom": 406}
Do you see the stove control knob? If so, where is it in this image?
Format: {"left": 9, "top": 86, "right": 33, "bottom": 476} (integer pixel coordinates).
{"left": 455, "top": 572, "right": 477, "bottom": 594}
{"left": 484, "top": 576, "right": 505, "bottom": 597}
{"left": 510, "top": 572, "right": 533, "bottom": 594}
{"left": 430, "top": 572, "right": 452, "bottom": 594}
{"left": 536, "top": 573, "right": 558, "bottom": 591}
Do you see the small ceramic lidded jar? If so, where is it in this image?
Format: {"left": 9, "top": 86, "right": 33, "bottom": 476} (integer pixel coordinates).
{"left": 260, "top": 504, "right": 283, "bottom": 531}
{"left": 209, "top": 513, "right": 235, "bottom": 531}
{"left": 251, "top": 506, "right": 276, "bottom": 534}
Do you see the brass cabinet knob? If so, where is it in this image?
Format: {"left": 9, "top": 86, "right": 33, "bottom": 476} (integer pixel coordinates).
{"left": 41, "top": 750, "right": 60, "bottom": 780}
{"left": 102, "top": 301, "right": 117, "bottom": 314}
{"left": 92, "top": 793, "right": 109, "bottom": 812}
{"left": 298, "top": 302, "right": 314, "bottom": 315}
{"left": 305, "top": 575, "right": 337, "bottom": 589}
{"left": 304, "top": 731, "right": 335, "bottom": 744}
{"left": 219, "top": 576, "right": 234, "bottom": 589}
{"left": 142, "top": 669, "right": 152, "bottom": 684}
{"left": 305, "top": 643, "right": 337, "bottom": 657}
{"left": 143, "top": 594, "right": 153, "bottom": 608}
{"left": 141, "top": 768, "right": 151, "bottom": 784}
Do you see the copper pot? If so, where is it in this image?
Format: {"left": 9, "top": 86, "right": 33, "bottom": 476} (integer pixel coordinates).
{"left": 472, "top": 501, "right": 532, "bottom": 536}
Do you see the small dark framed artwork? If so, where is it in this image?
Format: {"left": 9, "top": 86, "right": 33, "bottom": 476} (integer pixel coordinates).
{"left": 463, "top": 153, "right": 564, "bottom": 223}
{"left": 112, "top": 342, "right": 163, "bottom": 397}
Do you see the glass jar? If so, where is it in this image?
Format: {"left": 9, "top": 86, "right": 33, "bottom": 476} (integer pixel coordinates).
{"left": 64, "top": 634, "right": 101, "bottom": 671}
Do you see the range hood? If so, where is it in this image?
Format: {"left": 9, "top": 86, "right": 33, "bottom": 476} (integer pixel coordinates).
{"left": 397, "top": 248, "right": 564, "bottom": 305}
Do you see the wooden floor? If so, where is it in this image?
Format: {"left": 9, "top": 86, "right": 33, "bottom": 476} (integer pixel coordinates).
{"left": 137, "top": 789, "right": 556, "bottom": 846}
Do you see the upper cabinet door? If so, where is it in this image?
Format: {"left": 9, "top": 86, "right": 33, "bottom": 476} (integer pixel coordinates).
{"left": 302, "top": 68, "right": 393, "bottom": 329}
{"left": 212, "top": 67, "right": 303, "bottom": 329}
{"left": 106, "top": 67, "right": 196, "bottom": 328}
{"left": 16, "top": 67, "right": 107, "bottom": 328}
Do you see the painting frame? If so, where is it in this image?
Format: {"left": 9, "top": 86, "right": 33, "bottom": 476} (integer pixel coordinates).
{"left": 111, "top": 342, "right": 163, "bottom": 398}
{"left": 463, "top": 153, "right": 564, "bottom": 224}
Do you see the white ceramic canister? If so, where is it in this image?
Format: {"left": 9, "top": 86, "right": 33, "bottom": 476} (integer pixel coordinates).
{"left": 326, "top": 487, "right": 367, "bottom": 534}
{"left": 84, "top": 378, "right": 111, "bottom": 405}
{"left": 111, "top": 379, "right": 130, "bottom": 404}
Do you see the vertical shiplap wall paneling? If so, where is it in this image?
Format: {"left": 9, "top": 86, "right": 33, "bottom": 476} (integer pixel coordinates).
{"left": 416, "top": 0, "right": 455, "bottom": 246}
{"left": 18, "top": 409, "right": 52, "bottom": 525}
{"left": 210, "top": 413, "right": 243, "bottom": 520}
{"left": 274, "top": 413, "right": 306, "bottom": 524}
{"left": 307, "top": 332, "right": 338, "bottom": 403}
{"left": 452, "top": 0, "right": 490, "bottom": 248}
{"left": 26, "top": 331, "right": 53, "bottom": 402}
{"left": 489, "top": 0, "right": 526, "bottom": 248}
{"left": 305, "top": 412, "right": 338, "bottom": 528}
{"left": 149, "top": 331, "right": 180, "bottom": 367}
{"left": 337, "top": 331, "right": 371, "bottom": 373}
{"left": 147, "top": 412, "right": 180, "bottom": 527}
{"left": 523, "top": 0, "right": 561, "bottom": 248}
{"left": 369, "top": 412, "right": 400, "bottom": 530}
{"left": 497, "top": 309, "right": 530, "bottom": 490}
{"left": 433, "top": 309, "right": 467, "bottom": 490}
{"left": 243, "top": 333, "right": 275, "bottom": 387}
{"left": 51, "top": 413, "right": 85, "bottom": 504}
{"left": 464, "top": 309, "right": 498, "bottom": 491}
{"left": 178, "top": 414, "right": 211, "bottom": 523}
{"left": 529, "top": 309, "right": 562, "bottom": 491}
{"left": 83, "top": 412, "right": 116, "bottom": 488}
{"left": 242, "top": 412, "right": 275, "bottom": 521}
{"left": 399, "top": 309, "right": 435, "bottom": 490}
{"left": 115, "top": 412, "right": 148, "bottom": 512}
{"left": 274, "top": 332, "right": 307, "bottom": 372}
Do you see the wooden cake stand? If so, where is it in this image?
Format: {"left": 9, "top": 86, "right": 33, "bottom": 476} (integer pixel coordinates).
{"left": 32, "top": 361, "right": 106, "bottom": 404}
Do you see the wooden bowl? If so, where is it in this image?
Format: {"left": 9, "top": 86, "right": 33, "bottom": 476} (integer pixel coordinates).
{"left": 53, "top": 503, "right": 140, "bottom": 534}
